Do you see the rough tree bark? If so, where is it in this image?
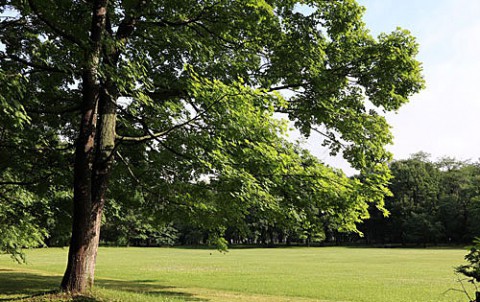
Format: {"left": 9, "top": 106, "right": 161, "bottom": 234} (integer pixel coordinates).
{"left": 61, "top": 0, "right": 113, "bottom": 293}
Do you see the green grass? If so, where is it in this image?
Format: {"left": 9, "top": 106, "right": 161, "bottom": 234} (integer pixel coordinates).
{"left": 0, "top": 247, "right": 474, "bottom": 302}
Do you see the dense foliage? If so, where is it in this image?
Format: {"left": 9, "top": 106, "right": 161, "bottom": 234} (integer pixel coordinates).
{"left": 99, "top": 152, "right": 480, "bottom": 248}
{"left": 456, "top": 238, "right": 480, "bottom": 301}
{"left": 95, "top": 154, "right": 480, "bottom": 248}
{"left": 359, "top": 153, "right": 480, "bottom": 246}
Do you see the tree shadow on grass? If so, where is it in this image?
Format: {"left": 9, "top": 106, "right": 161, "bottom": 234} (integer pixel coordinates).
{"left": 0, "top": 269, "right": 208, "bottom": 301}
{"left": 96, "top": 278, "right": 208, "bottom": 301}
{"left": 0, "top": 268, "right": 60, "bottom": 300}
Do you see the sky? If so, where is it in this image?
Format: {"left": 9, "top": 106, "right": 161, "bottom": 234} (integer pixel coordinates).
{"left": 305, "top": 0, "right": 480, "bottom": 173}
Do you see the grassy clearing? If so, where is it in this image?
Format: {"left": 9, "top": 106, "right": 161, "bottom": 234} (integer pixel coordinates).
{"left": 0, "top": 247, "right": 473, "bottom": 302}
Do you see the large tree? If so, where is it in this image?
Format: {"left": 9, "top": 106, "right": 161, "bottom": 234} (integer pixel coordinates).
{"left": 0, "top": 0, "right": 423, "bottom": 293}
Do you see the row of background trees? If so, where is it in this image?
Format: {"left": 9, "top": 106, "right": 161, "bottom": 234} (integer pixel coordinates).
{"left": 360, "top": 152, "right": 480, "bottom": 246}
{"left": 38, "top": 151, "right": 480, "bottom": 248}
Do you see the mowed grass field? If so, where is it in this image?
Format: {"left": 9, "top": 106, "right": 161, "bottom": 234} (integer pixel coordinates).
{"left": 0, "top": 247, "right": 473, "bottom": 302}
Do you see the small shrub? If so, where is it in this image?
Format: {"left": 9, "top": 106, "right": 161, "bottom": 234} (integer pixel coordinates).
{"left": 456, "top": 238, "right": 480, "bottom": 301}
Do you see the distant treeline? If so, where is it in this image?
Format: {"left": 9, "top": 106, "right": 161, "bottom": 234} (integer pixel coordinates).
{"left": 45, "top": 152, "right": 480, "bottom": 248}
{"left": 358, "top": 152, "right": 480, "bottom": 246}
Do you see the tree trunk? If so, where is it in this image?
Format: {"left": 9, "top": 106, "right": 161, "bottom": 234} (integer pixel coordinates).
{"left": 61, "top": 81, "right": 117, "bottom": 293}
{"left": 61, "top": 69, "right": 101, "bottom": 292}
{"left": 61, "top": 0, "right": 110, "bottom": 293}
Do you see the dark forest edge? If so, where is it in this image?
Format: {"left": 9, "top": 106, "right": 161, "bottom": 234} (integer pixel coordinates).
{"left": 102, "top": 152, "right": 480, "bottom": 249}
{"left": 26, "top": 152, "right": 479, "bottom": 251}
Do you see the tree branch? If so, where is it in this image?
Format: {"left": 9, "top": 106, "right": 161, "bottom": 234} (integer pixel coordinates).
{"left": 27, "top": 0, "right": 84, "bottom": 48}
{"left": 0, "top": 53, "right": 69, "bottom": 74}
{"left": 141, "top": 18, "right": 199, "bottom": 28}
{"left": 115, "top": 150, "right": 141, "bottom": 184}
{"left": 139, "top": 3, "right": 212, "bottom": 29}
{"left": 0, "top": 18, "right": 26, "bottom": 30}
{"left": 25, "top": 104, "right": 82, "bottom": 115}
{"left": 0, "top": 180, "right": 37, "bottom": 186}
{"left": 0, "top": 172, "right": 54, "bottom": 187}
{"left": 268, "top": 83, "right": 306, "bottom": 92}
{"left": 117, "top": 93, "right": 236, "bottom": 143}
{"left": 190, "top": 21, "right": 241, "bottom": 49}
{"left": 154, "top": 139, "right": 194, "bottom": 161}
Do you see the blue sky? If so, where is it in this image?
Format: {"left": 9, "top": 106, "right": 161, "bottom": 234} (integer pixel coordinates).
{"left": 307, "top": 0, "right": 480, "bottom": 173}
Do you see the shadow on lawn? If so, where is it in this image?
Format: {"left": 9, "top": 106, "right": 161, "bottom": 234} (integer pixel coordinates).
{"left": 0, "top": 269, "right": 208, "bottom": 301}
{"left": 96, "top": 278, "right": 208, "bottom": 301}
{"left": 0, "top": 268, "right": 60, "bottom": 299}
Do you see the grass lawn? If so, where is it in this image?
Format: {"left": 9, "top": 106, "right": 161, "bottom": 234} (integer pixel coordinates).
{"left": 0, "top": 247, "right": 473, "bottom": 302}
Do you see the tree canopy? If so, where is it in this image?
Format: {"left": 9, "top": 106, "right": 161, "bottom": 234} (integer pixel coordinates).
{"left": 0, "top": 0, "right": 424, "bottom": 293}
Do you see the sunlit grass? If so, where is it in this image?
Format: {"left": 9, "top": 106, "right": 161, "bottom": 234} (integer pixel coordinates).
{"left": 0, "top": 247, "right": 472, "bottom": 301}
